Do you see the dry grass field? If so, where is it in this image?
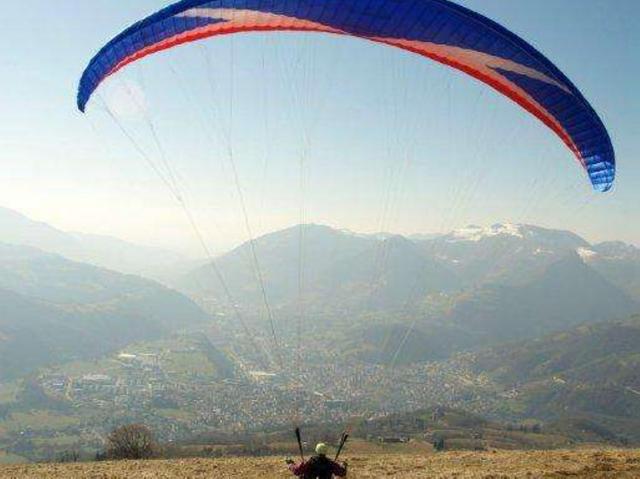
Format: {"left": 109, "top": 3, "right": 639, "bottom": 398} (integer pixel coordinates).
{"left": 1, "top": 448, "right": 639, "bottom": 478}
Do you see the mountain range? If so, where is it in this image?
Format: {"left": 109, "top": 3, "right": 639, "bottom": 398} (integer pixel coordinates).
{"left": 0, "top": 207, "right": 189, "bottom": 281}
{"left": 1, "top": 206, "right": 639, "bottom": 378}
{"left": 0, "top": 243, "right": 210, "bottom": 381}
{"left": 179, "top": 222, "right": 639, "bottom": 359}
{"left": 182, "top": 223, "right": 640, "bottom": 302}
{"left": 470, "top": 314, "right": 640, "bottom": 443}
{"left": 1, "top": 206, "right": 640, "bottom": 455}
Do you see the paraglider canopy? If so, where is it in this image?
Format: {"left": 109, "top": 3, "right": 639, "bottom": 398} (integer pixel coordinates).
{"left": 78, "top": 0, "right": 615, "bottom": 192}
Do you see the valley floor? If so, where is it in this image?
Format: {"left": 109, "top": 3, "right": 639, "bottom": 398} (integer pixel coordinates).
{"left": 1, "top": 448, "right": 639, "bottom": 478}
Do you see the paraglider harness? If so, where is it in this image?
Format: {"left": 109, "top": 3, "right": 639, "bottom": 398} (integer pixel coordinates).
{"left": 302, "top": 455, "right": 341, "bottom": 478}
{"left": 289, "top": 428, "right": 349, "bottom": 478}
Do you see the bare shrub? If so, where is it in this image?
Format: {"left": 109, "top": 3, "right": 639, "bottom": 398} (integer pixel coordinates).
{"left": 106, "top": 424, "right": 158, "bottom": 460}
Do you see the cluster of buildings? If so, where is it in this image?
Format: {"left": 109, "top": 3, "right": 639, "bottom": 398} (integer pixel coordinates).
{"left": 32, "top": 341, "right": 495, "bottom": 445}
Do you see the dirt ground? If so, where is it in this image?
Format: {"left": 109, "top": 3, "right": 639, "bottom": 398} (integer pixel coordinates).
{"left": 1, "top": 448, "right": 639, "bottom": 478}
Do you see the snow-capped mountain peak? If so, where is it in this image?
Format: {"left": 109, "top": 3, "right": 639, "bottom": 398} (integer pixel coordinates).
{"left": 576, "top": 247, "right": 598, "bottom": 261}
{"left": 448, "top": 223, "right": 524, "bottom": 242}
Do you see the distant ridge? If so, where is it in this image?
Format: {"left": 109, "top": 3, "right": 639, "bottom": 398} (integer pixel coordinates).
{"left": 174, "top": 223, "right": 640, "bottom": 366}
{"left": 0, "top": 206, "right": 186, "bottom": 281}
{"left": 471, "top": 314, "right": 640, "bottom": 443}
{"left": 0, "top": 242, "right": 210, "bottom": 380}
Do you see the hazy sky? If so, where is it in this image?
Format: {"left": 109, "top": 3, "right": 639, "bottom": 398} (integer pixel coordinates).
{"left": 1, "top": 1, "right": 638, "bottom": 255}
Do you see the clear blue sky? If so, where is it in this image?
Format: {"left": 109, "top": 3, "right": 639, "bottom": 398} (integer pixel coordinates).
{"left": 1, "top": 1, "right": 638, "bottom": 254}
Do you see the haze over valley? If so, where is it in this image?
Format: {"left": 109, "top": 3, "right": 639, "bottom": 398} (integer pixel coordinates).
{"left": 1, "top": 206, "right": 639, "bottom": 462}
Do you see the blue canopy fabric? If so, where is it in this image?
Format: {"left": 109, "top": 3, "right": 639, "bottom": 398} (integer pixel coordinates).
{"left": 78, "top": 0, "right": 615, "bottom": 191}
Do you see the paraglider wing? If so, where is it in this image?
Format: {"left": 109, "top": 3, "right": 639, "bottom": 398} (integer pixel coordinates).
{"left": 78, "top": 0, "right": 615, "bottom": 191}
